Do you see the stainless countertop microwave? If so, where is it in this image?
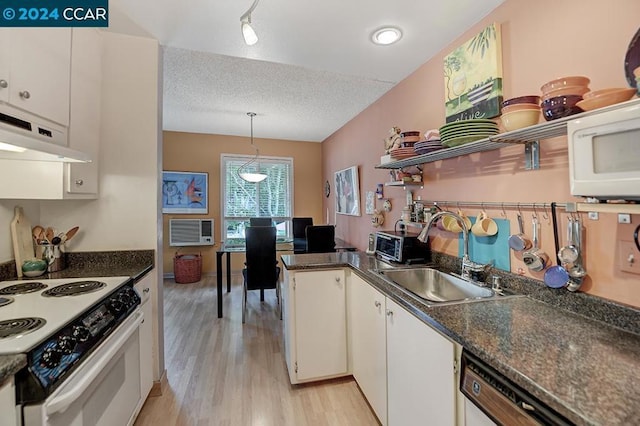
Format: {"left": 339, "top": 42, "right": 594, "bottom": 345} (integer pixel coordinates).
{"left": 374, "top": 231, "right": 428, "bottom": 264}
{"left": 567, "top": 99, "right": 640, "bottom": 201}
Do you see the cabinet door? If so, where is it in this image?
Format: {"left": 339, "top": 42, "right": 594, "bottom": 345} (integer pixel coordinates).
{"left": 0, "top": 29, "right": 9, "bottom": 103}
{"left": 134, "top": 275, "right": 153, "bottom": 401}
{"left": 67, "top": 28, "right": 101, "bottom": 195}
{"left": 386, "top": 297, "right": 455, "bottom": 426}
{"left": 0, "top": 377, "right": 17, "bottom": 426}
{"left": 9, "top": 28, "right": 71, "bottom": 126}
{"left": 350, "top": 274, "right": 387, "bottom": 425}
{"left": 294, "top": 269, "right": 347, "bottom": 381}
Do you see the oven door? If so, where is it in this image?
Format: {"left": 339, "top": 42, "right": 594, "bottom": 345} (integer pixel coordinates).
{"left": 23, "top": 309, "right": 143, "bottom": 426}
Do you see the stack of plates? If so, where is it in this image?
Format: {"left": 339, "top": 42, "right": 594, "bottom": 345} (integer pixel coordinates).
{"left": 439, "top": 119, "right": 499, "bottom": 147}
{"left": 413, "top": 139, "right": 444, "bottom": 155}
{"left": 389, "top": 147, "right": 416, "bottom": 160}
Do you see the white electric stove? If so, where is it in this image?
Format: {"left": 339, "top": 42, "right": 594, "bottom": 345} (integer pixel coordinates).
{"left": 0, "top": 276, "right": 143, "bottom": 425}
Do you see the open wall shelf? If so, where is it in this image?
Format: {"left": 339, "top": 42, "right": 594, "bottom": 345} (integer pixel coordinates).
{"left": 374, "top": 98, "right": 640, "bottom": 170}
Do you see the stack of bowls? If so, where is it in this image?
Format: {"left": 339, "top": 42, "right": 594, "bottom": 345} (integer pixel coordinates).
{"left": 540, "top": 76, "right": 590, "bottom": 121}
{"left": 501, "top": 95, "right": 541, "bottom": 131}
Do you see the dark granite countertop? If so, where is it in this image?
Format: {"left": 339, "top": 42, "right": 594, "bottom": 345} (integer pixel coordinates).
{"left": 0, "top": 250, "right": 154, "bottom": 384}
{"left": 0, "top": 354, "right": 27, "bottom": 385}
{"left": 280, "top": 251, "right": 640, "bottom": 425}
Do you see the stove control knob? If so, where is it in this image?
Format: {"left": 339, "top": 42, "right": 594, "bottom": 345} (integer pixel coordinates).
{"left": 42, "top": 347, "right": 63, "bottom": 368}
{"left": 118, "top": 293, "right": 131, "bottom": 307}
{"left": 58, "top": 335, "right": 77, "bottom": 354}
{"left": 72, "top": 325, "right": 91, "bottom": 342}
{"left": 109, "top": 297, "right": 124, "bottom": 313}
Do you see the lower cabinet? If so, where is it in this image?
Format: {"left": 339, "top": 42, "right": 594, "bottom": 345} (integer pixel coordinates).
{"left": 386, "top": 297, "right": 456, "bottom": 425}
{"left": 0, "top": 376, "right": 17, "bottom": 426}
{"left": 134, "top": 275, "right": 153, "bottom": 403}
{"left": 350, "top": 273, "right": 388, "bottom": 424}
{"left": 283, "top": 268, "right": 348, "bottom": 384}
{"left": 350, "top": 273, "right": 456, "bottom": 426}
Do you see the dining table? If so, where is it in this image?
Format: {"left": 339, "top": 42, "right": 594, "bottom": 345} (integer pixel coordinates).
{"left": 215, "top": 238, "right": 357, "bottom": 318}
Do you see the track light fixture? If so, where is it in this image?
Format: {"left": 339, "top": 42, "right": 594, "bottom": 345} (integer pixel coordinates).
{"left": 238, "top": 112, "right": 267, "bottom": 183}
{"left": 240, "top": 0, "right": 260, "bottom": 46}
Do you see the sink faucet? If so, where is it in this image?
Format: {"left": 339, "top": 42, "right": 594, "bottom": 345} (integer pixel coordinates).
{"left": 417, "top": 210, "right": 489, "bottom": 281}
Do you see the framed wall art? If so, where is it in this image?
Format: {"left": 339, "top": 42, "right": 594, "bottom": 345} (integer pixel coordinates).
{"left": 335, "top": 166, "right": 361, "bottom": 216}
{"left": 444, "top": 23, "right": 503, "bottom": 123}
{"left": 162, "top": 171, "right": 208, "bottom": 214}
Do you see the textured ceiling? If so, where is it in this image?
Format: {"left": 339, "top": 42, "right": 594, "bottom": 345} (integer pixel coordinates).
{"left": 112, "top": 0, "right": 505, "bottom": 142}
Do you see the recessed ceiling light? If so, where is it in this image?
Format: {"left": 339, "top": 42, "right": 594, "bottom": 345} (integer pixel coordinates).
{"left": 371, "top": 27, "right": 402, "bottom": 45}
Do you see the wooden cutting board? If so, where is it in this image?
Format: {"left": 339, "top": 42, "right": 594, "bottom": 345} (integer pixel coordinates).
{"left": 10, "top": 206, "right": 36, "bottom": 277}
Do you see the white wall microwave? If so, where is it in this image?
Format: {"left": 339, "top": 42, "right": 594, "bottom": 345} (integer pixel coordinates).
{"left": 567, "top": 100, "right": 640, "bottom": 201}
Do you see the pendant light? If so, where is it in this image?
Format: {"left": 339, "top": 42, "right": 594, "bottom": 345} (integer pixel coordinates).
{"left": 240, "top": 0, "right": 260, "bottom": 46}
{"left": 238, "top": 112, "right": 267, "bottom": 183}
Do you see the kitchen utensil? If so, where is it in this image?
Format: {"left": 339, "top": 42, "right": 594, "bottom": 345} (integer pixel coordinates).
{"left": 558, "top": 217, "right": 579, "bottom": 264}
{"left": 45, "top": 227, "right": 54, "bottom": 244}
{"left": 10, "top": 206, "right": 36, "bottom": 278}
{"left": 566, "top": 277, "right": 583, "bottom": 292}
{"left": 65, "top": 226, "right": 80, "bottom": 242}
{"left": 51, "top": 236, "right": 62, "bottom": 246}
{"left": 42, "top": 244, "right": 66, "bottom": 272}
{"left": 567, "top": 218, "right": 587, "bottom": 281}
{"left": 32, "top": 225, "right": 44, "bottom": 243}
{"left": 508, "top": 213, "right": 531, "bottom": 251}
{"left": 523, "top": 216, "right": 549, "bottom": 272}
{"left": 545, "top": 202, "right": 571, "bottom": 289}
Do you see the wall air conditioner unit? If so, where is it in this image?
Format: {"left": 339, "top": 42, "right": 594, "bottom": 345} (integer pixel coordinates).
{"left": 169, "top": 219, "right": 214, "bottom": 246}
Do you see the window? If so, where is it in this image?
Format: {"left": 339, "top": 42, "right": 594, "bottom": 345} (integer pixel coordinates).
{"left": 221, "top": 154, "right": 293, "bottom": 246}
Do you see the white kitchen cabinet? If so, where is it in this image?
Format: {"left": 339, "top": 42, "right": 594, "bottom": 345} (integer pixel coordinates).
{"left": 350, "top": 273, "right": 387, "bottom": 425}
{"left": 0, "top": 377, "right": 17, "bottom": 426}
{"left": 0, "top": 28, "right": 101, "bottom": 200}
{"left": 0, "top": 28, "right": 71, "bottom": 126}
{"left": 134, "top": 274, "right": 153, "bottom": 404}
{"left": 65, "top": 28, "right": 102, "bottom": 196}
{"left": 283, "top": 268, "right": 348, "bottom": 384}
{"left": 386, "top": 297, "right": 456, "bottom": 426}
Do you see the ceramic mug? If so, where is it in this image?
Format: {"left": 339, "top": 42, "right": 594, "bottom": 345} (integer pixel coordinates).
{"left": 444, "top": 210, "right": 471, "bottom": 233}
{"left": 471, "top": 212, "right": 498, "bottom": 237}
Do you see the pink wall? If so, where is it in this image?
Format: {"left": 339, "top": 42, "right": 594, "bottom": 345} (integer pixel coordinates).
{"left": 322, "top": 0, "right": 640, "bottom": 307}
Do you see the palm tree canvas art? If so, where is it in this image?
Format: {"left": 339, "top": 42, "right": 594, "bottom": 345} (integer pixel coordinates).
{"left": 444, "top": 23, "right": 503, "bottom": 123}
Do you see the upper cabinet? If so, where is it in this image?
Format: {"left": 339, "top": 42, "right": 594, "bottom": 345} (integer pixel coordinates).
{"left": 0, "top": 28, "right": 102, "bottom": 200}
{"left": 0, "top": 28, "right": 71, "bottom": 127}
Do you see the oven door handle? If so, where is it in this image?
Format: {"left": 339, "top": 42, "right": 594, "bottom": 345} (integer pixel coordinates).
{"left": 45, "top": 310, "right": 144, "bottom": 415}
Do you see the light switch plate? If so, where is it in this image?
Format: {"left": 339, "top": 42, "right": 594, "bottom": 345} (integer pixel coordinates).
{"left": 619, "top": 241, "right": 639, "bottom": 275}
{"left": 618, "top": 214, "right": 631, "bottom": 224}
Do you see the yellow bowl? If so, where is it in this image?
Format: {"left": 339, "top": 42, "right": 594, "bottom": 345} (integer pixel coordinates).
{"left": 576, "top": 88, "right": 636, "bottom": 111}
{"left": 501, "top": 109, "right": 541, "bottom": 131}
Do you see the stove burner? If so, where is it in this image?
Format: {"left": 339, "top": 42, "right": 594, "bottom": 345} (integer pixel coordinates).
{"left": 0, "top": 282, "right": 48, "bottom": 295}
{"left": 42, "top": 281, "right": 107, "bottom": 297}
{"left": 0, "top": 296, "right": 14, "bottom": 307}
{"left": 0, "top": 317, "right": 46, "bottom": 339}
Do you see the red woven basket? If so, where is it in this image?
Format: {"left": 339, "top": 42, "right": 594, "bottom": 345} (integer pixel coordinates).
{"left": 174, "top": 253, "right": 202, "bottom": 284}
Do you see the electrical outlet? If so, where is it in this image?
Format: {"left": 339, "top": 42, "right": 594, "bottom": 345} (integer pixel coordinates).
{"left": 619, "top": 241, "right": 639, "bottom": 275}
{"left": 618, "top": 214, "right": 631, "bottom": 224}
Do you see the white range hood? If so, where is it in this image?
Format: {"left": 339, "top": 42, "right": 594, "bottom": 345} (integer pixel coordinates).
{"left": 0, "top": 104, "right": 91, "bottom": 163}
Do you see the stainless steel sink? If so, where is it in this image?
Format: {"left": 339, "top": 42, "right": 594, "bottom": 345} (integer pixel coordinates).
{"left": 379, "top": 267, "right": 494, "bottom": 303}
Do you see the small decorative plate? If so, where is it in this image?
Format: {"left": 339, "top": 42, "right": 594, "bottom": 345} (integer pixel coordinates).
{"left": 383, "top": 199, "right": 392, "bottom": 212}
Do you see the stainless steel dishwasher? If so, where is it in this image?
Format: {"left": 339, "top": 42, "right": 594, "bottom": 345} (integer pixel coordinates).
{"left": 460, "top": 350, "right": 574, "bottom": 426}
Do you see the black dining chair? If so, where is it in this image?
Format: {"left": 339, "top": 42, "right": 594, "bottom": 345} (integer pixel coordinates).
{"left": 249, "top": 217, "right": 273, "bottom": 227}
{"left": 305, "top": 225, "right": 336, "bottom": 253}
{"left": 242, "top": 226, "right": 281, "bottom": 323}
{"left": 292, "top": 217, "right": 313, "bottom": 254}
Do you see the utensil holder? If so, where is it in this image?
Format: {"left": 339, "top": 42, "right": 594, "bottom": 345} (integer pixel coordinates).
{"left": 40, "top": 244, "right": 67, "bottom": 272}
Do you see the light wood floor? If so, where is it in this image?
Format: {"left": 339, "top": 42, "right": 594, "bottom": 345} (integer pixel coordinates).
{"left": 134, "top": 275, "right": 378, "bottom": 426}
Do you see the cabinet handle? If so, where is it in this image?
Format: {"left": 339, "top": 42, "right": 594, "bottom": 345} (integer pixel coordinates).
{"left": 335, "top": 276, "right": 341, "bottom": 282}
{"left": 19, "top": 90, "right": 30, "bottom": 100}
{"left": 374, "top": 301, "right": 381, "bottom": 308}
{"left": 0, "top": 80, "right": 7, "bottom": 89}
{"left": 75, "top": 179, "right": 84, "bottom": 186}
{"left": 143, "top": 288, "right": 150, "bottom": 293}
{"left": 386, "top": 309, "right": 393, "bottom": 317}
